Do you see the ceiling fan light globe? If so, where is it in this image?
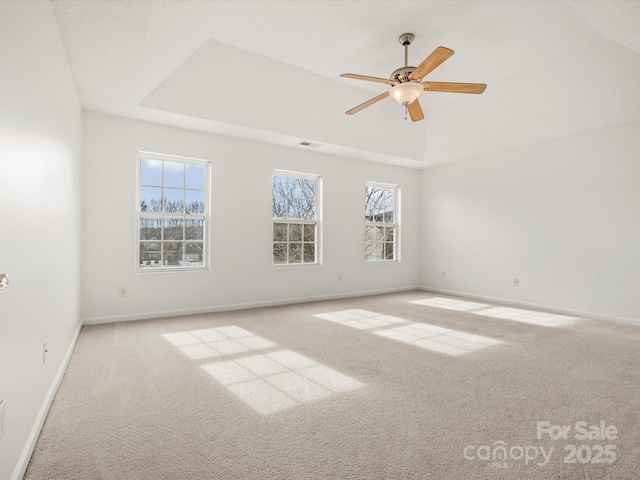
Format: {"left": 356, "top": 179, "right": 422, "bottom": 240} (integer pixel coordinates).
{"left": 390, "top": 82, "right": 423, "bottom": 105}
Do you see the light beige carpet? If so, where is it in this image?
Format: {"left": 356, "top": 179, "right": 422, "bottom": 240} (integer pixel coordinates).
{"left": 25, "top": 291, "right": 640, "bottom": 479}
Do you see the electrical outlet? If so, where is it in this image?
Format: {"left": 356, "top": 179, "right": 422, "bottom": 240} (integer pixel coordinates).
{"left": 0, "top": 398, "right": 6, "bottom": 443}
{"left": 43, "top": 340, "right": 48, "bottom": 364}
{"left": 119, "top": 285, "right": 128, "bottom": 297}
{"left": 337, "top": 273, "right": 343, "bottom": 282}
{"left": 513, "top": 278, "right": 520, "bottom": 287}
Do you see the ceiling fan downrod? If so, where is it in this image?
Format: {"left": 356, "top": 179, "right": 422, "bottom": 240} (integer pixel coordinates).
{"left": 399, "top": 33, "right": 414, "bottom": 67}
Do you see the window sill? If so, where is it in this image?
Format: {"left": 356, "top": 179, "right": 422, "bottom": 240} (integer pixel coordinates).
{"left": 135, "top": 266, "right": 210, "bottom": 274}
{"left": 272, "top": 263, "right": 322, "bottom": 269}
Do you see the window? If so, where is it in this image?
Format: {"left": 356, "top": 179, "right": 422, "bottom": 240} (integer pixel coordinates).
{"left": 272, "top": 171, "right": 320, "bottom": 265}
{"left": 365, "top": 182, "right": 399, "bottom": 261}
{"left": 137, "top": 153, "right": 209, "bottom": 271}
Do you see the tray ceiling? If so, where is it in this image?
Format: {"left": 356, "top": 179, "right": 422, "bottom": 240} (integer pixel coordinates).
{"left": 52, "top": 0, "right": 640, "bottom": 168}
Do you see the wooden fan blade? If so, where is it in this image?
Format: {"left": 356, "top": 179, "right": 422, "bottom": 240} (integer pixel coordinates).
{"left": 410, "top": 46, "right": 454, "bottom": 81}
{"left": 345, "top": 91, "right": 390, "bottom": 115}
{"left": 407, "top": 98, "right": 424, "bottom": 122}
{"left": 341, "top": 73, "right": 396, "bottom": 86}
{"left": 422, "top": 81, "right": 487, "bottom": 94}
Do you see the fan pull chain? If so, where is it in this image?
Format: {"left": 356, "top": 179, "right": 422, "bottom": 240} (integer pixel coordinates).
{"left": 404, "top": 103, "right": 408, "bottom": 120}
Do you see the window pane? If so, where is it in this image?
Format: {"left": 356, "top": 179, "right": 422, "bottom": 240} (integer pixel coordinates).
{"left": 289, "top": 243, "right": 302, "bottom": 263}
{"left": 384, "top": 207, "right": 394, "bottom": 223}
{"left": 140, "top": 158, "right": 162, "bottom": 186}
{"left": 164, "top": 161, "right": 184, "bottom": 188}
{"left": 273, "top": 223, "right": 287, "bottom": 242}
{"left": 365, "top": 201, "right": 375, "bottom": 222}
{"left": 300, "top": 199, "right": 315, "bottom": 220}
{"left": 364, "top": 239, "right": 375, "bottom": 260}
{"left": 290, "top": 177, "right": 302, "bottom": 198}
{"left": 185, "top": 163, "right": 205, "bottom": 190}
{"left": 303, "top": 243, "right": 315, "bottom": 263}
{"left": 185, "top": 189, "right": 205, "bottom": 214}
{"left": 185, "top": 219, "right": 203, "bottom": 241}
{"left": 303, "top": 224, "right": 315, "bottom": 242}
{"left": 140, "top": 186, "right": 163, "bottom": 212}
{"left": 140, "top": 217, "right": 161, "bottom": 241}
{"left": 185, "top": 242, "right": 204, "bottom": 266}
{"left": 385, "top": 227, "right": 395, "bottom": 242}
{"left": 164, "top": 188, "right": 184, "bottom": 213}
{"left": 272, "top": 198, "right": 287, "bottom": 219}
{"left": 140, "top": 242, "right": 161, "bottom": 267}
{"left": 365, "top": 226, "right": 375, "bottom": 244}
{"left": 164, "top": 241, "right": 182, "bottom": 266}
{"left": 374, "top": 203, "right": 385, "bottom": 223}
{"left": 370, "top": 243, "right": 384, "bottom": 261}
{"left": 384, "top": 243, "right": 394, "bottom": 260}
{"left": 273, "top": 176, "right": 287, "bottom": 197}
{"left": 164, "top": 218, "right": 183, "bottom": 240}
{"left": 372, "top": 226, "right": 384, "bottom": 242}
{"left": 369, "top": 187, "right": 382, "bottom": 206}
{"left": 289, "top": 198, "right": 303, "bottom": 218}
{"left": 289, "top": 224, "right": 302, "bottom": 241}
{"left": 273, "top": 243, "right": 287, "bottom": 264}
{"left": 301, "top": 178, "right": 316, "bottom": 199}
{"left": 365, "top": 185, "right": 375, "bottom": 198}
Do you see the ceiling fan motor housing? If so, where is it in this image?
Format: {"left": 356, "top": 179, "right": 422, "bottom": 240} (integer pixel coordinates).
{"left": 390, "top": 66, "right": 416, "bottom": 83}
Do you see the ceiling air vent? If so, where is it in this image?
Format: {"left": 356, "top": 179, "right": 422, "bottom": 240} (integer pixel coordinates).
{"left": 298, "top": 141, "right": 322, "bottom": 148}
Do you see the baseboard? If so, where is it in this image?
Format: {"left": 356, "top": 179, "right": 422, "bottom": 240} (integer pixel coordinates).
{"left": 82, "top": 286, "right": 421, "bottom": 325}
{"left": 419, "top": 286, "right": 640, "bottom": 327}
{"left": 12, "top": 321, "right": 83, "bottom": 480}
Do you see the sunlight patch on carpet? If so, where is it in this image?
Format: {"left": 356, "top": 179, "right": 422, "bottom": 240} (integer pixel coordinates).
{"left": 313, "top": 309, "right": 406, "bottom": 329}
{"left": 313, "top": 309, "right": 502, "bottom": 356}
{"left": 473, "top": 307, "right": 581, "bottom": 327}
{"left": 162, "top": 327, "right": 276, "bottom": 360}
{"left": 410, "top": 297, "right": 489, "bottom": 311}
{"left": 202, "top": 350, "right": 365, "bottom": 415}
{"left": 411, "top": 297, "right": 581, "bottom": 328}
{"left": 374, "top": 323, "right": 502, "bottom": 356}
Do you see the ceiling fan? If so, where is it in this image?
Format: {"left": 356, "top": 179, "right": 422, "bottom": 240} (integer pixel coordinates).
{"left": 341, "top": 33, "right": 487, "bottom": 122}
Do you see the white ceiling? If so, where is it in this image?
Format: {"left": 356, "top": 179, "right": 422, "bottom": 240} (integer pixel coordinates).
{"left": 52, "top": 0, "right": 640, "bottom": 169}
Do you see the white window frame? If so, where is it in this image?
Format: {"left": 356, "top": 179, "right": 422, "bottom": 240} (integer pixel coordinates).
{"left": 365, "top": 181, "right": 400, "bottom": 262}
{"left": 272, "top": 170, "right": 322, "bottom": 267}
{"left": 135, "top": 152, "right": 211, "bottom": 273}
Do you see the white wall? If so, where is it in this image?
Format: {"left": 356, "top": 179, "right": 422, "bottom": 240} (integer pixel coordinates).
{"left": 81, "top": 113, "right": 420, "bottom": 323}
{"left": 0, "top": 2, "right": 82, "bottom": 479}
{"left": 420, "top": 121, "right": 640, "bottom": 323}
